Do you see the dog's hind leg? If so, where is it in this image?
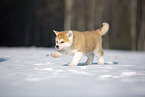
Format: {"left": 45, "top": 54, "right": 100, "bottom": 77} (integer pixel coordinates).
{"left": 94, "top": 49, "right": 104, "bottom": 65}
{"left": 83, "top": 53, "right": 94, "bottom": 65}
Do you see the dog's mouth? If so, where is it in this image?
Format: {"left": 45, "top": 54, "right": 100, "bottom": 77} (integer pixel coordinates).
{"left": 55, "top": 45, "right": 63, "bottom": 50}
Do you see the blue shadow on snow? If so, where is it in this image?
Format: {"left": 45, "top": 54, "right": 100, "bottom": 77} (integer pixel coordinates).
{"left": 0, "top": 58, "right": 8, "bottom": 62}
{"left": 63, "top": 61, "right": 118, "bottom": 66}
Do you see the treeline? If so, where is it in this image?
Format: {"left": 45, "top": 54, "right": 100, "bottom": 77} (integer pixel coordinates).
{"left": 0, "top": 0, "right": 64, "bottom": 47}
{"left": 0, "top": 0, "right": 145, "bottom": 51}
{"left": 64, "top": 0, "right": 145, "bottom": 51}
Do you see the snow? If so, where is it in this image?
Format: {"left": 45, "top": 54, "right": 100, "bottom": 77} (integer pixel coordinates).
{"left": 0, "top": 47, "right": 145, "bottom": 97}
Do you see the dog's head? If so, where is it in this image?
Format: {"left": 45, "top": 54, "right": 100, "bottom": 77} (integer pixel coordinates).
{"left": 53, "top": 30, "right": 73, "bottom": 50}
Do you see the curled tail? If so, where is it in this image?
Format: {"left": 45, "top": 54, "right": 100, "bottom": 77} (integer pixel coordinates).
{"left": 96, "top": 23, "right": 109, "bottom": 36}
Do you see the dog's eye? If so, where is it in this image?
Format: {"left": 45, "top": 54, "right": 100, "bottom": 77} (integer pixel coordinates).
{"left": 61, "top": 41, "right": 64, "bottom": 43}
{"left": 56, "top": 41, "right": 58, "bottom": 43}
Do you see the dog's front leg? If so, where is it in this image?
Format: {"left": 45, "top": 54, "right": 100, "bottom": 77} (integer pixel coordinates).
{"left": 51, "top": 52, "right": 66, "bottom": 58}
{"left": 69, "top": 52, "right": 83, "bottom": 66}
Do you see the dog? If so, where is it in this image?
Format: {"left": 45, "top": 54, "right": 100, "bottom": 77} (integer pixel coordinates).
{"left": 51, "top": 23, "right": 109, "bottom": 66}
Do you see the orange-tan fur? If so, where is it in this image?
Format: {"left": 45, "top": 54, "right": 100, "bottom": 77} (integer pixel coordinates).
{"left": 51, "top": 23, "right": 109, "bottom": 66}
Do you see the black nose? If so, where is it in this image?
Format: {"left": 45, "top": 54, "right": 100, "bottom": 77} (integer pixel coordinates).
{"left": 56, "top": 45, "right": 59, "bottom": 49}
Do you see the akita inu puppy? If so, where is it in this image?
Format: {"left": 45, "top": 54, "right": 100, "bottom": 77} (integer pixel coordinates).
{"left": 51, "top": 23, "right": 109, "bottom": 66}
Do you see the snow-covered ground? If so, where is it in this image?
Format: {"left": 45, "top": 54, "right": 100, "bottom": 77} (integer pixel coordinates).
{"left": 0, "top": 47, "right": 145, "bottom": 97}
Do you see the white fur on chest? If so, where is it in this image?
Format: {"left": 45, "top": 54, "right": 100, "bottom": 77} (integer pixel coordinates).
{"left": 66, "top": 49, "right": 77, "bottom": 55}
{"left": 58, "top": 48, "right": 77, "bottom": 56}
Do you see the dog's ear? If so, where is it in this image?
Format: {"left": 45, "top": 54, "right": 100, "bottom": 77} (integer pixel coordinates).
{"left": 53, "top": 30, "right": 58, "bottom": 35}
{"left": 67, "top": 30, "right": 73, "bottom": 39}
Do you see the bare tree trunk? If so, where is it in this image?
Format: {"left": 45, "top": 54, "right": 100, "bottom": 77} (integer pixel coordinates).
{"left": 131, "top": 0, "right": 137, "bottom": 50}
{"left": 87, "top": 0, "right": 96, "bottom": 30}
{"left": 110, "top": 0, "right": 118, "bottom": 37}
{"left": 64, "top": 0, "right": 73, "bottom": 30}
{"left": 102, "top": 0, "right": 111, "bottom": 49}
{"left": 138, "top": 0, "right": 145, "bottom": 50}
{"left": 24, "top": 1, "right": 34, "bottom": 46}
{"left": 95, "top": 0, "right": 105, "bottom": 27}
{"left": 77, "top": 0, "right": 85, "bottom": 30}
{"left": 143, "top": 1, "right": 145, "bottom": 50}
{"left": 136, "top": 0, "right": 142, "bottom": 50}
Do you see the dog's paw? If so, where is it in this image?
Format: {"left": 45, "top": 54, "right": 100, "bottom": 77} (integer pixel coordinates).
{"left": 51, "top": 53, "right": 58, "bottom": 58}
{"left": 82, "top": 63, "right": 89, "bottom": 66}
{"left": 68, "top": 63, "right": 77, "bottom": 66}
{"left": 98, "top": 62, "right": 104, "bottom": 65}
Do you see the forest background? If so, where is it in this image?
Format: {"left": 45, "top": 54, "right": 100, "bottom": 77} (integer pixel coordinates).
{"left": 0, "top": 0, "right": 145, "bottom": 51}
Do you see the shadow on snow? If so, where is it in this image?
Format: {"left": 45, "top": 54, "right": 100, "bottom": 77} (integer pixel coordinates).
{"left": 0, "top": 58, "right": 9, "bottom": 62}
{"left": 63, "top": 61, "right": 118, "bottom": 66}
